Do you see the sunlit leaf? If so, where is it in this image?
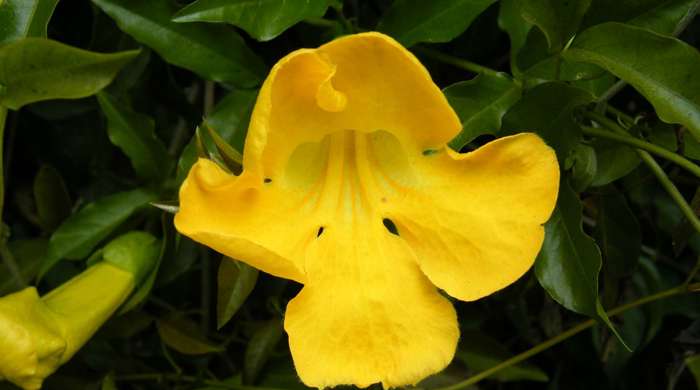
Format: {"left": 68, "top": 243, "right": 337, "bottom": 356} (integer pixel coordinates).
{"left": 0, "top": 0, "right": 59, "bottom": 43}
{"left": 39, "top": 189, "right": 156, "bottom": 278}
{"left": 0, "top": 38, "right": 138, "bottom": 109}
{"left": 92, "top": 0, "right": 266, "bottom": 87}
{"left": 173, "top": 0, "right": 332, "bottom": 41}
{"left": 564, "top": 23, "right": 700, "bottom": 140}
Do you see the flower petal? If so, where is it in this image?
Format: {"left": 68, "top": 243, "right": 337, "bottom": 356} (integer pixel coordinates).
{"left": 285, "top": 224, "right": 458, "bottom": 388}
{"left": 243, "top": 32, "right": 461, "bottom": 177}
{"left": 175, "top": 158, "right": 313, "bottom": 282}
{"left": 386, "top": 133, "right": 560, "bottom": 301}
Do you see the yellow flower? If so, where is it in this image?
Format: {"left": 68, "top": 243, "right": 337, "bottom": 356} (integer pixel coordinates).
{"left": 175, "top": 32, "right": 559, "bottom": 388}
{"left": 0, "top": 232, "right": 159, "bottom": 390}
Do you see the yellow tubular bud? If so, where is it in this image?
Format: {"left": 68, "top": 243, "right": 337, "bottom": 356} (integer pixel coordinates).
{"left": 0, "top": 231, "right": 158, "bottom": 390}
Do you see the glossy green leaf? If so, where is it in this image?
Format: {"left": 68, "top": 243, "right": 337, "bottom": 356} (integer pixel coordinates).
{"left": 217, "top": 258, "right": 258, "bottom": 329}
{"left": 157, "top": 316, "right": 225, "bottom": 355}
{"left": 204, "top": 88, "right": 257, "bottom": 153}
{"left": 582, "top": 0, "right": 698, "bottom": 35}
{"left": 39, "top": 189, "right": 156, "bottom": 278}
{"left": 535, "top": 180, "right": 625, "bottom": 347}
{"left": 520, "top": 0, "right": 591, "bottom": 51}
{"left": 173, "top": 0, "right": 332, "bottom": 41}
{"left": 0, "top": 0, "right": 59, "bottom": 44}
{"left": 443, "top": 73, "right": 522, "bottom": 150}
{"left": 501, "top": 82, "right": 594, "bottom": 162}
{"left": 590, "top": 139, "right": 640, "bottom": 186}
{"left": 0, "top": 38, "right": 138, "bottom": 110}
{"left": 97, "top": 92, "right": 173, "bottom": 181}
{"left": 535, "top": 180, "right": 602, "bottom": 316}
{"left": 564, "top": 23, "right": 700, "bottom": 140}
{"left": 244, "top": 319, "right": 284, "bottom": 384}
{"left": 456, "top": 331, "right": 548, "bottom": 382}
{"left": 176, "top": 136, "right": 199, "bottom": 186}
{"left": 595, "top": 188, "right": 642, "bottom": 279}
{"left": 92, "top": 0, "right": 266, "bottom": 87}
{"left": 33, "top": 165, "right": 71, "bottom": 233}
{"left": 377, "top": 0, "right": 496, "bottom": 47}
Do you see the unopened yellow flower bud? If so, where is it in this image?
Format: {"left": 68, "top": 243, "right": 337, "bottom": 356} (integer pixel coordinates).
{"left": 0, "top": 231, "right": 159, "bottom": 389}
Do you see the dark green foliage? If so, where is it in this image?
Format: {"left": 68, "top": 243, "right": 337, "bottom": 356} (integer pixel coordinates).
{"left": 1, "top": 0, "right": 699, "bottom": 389}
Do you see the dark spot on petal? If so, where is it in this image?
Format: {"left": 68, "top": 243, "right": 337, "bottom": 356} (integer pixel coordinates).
{"left": 382, "top": 218, "right": 399, "bottom": 236}
{"left": 264, "top": 178, "right": 272, "bottom": 184}
{"left": 316, "top": 227, "right": 324, "bottom": 237}
{"left": 422, "top": 149, "right": 439, "bottom": 156}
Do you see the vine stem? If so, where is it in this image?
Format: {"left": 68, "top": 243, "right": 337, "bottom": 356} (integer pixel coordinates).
{"left": 413, "top": 47, "right": 504, "bottom": 78}
{"left": 580, "top": 126, "right": 700, "bottom": 179}
{"left": 585, "top": 110, "right": 700, "bottom": 285}
{"left": 438, "top": 282, "right": 700, "bottom": 390}
{"left": 585, "top": 111, "right": 700, "bottom": 237}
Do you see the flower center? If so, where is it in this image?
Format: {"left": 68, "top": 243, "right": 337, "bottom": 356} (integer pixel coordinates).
{"left": 283, "top": 129, "right": 414, "bottom": 230}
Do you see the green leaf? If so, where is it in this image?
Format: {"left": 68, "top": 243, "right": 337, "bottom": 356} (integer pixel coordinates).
{"left": 582, "top": 0, "right": 698, "bottom": 35}
{"left": 0, "top": 38, "right": 139, "bottom": 110}
{"left": 535, "top": 180, "right": 602, "bottom": 316}
{"left": 244, "top": 319, "right": 284, "bottom": 384}
{"left": 97, "top": 92, "right": 173, "bottom": 181}
{"left": 217, "top": 258, "right": 258, "bottom": 329}
{"left": 0, "top": 238, "right": 46, "bottom": 295}
{"left": 594, "top": 188, "right": 642, "bottom": 279}
{"left": 204, "top": 88, "right": 257, "bottom": 153}
{"left": 0, "top": 0, "right": 59, "bottom": 44}
{"left": 535, "top": 179, "right": 626, "bottom": 347}
{"left": 501, "top": 82, "right": 594, "bottom": 162}
{"left": 377, "top": 0, "right": 497, "bottom": 47}
{"left": 39, "top": 188, "right": 156, "bottom": 278}
{"left": 515, "top": 27, "right": 605, "bottom": 83}
{"left": 33, "top": 165, "right": 71, "bottom": 233}
{"left": 568, "top": 143, "right": 597, "bottom": 191}
{"left": 205, "top": 124, "right": 242, "bottom": 173}
{"left": 157, "top": 316, "right": 225, "bottom": 355}
{"left": 172, "top": 0, "right": 332, "bottom": 41}
{"left": 687, "top": 354, "right": 700, "bottom": 389}
{"left": 498, "top": 0, "right": 533, "bottom": 71}
{"left": 456, "top": 331, "right": 548, "bottom": 382}
{"left": 92, "top": 0, "right": 266, "bottom": 87}
{"left": 590, "top": 139, "right": 640, "bottom": 186}
{"left": 564, "top": 23, "right": 700, "bottom": 140}
{"left": 176, "top": 136, "right": 199, "bottom": 186}
{"left": 520, "top": 0, "right": 591, "bottom": 51}
{"left": 443, "top": 73, "right": 522, "bottom": 150}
